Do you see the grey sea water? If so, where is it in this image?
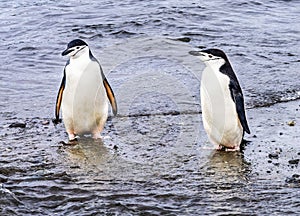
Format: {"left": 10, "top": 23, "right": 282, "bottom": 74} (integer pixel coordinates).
{"left": 0, "top": 0, "right": 300, "bottom": 215}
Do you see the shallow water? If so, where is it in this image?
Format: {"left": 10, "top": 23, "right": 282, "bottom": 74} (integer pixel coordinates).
{"left": 1, "top": 0, "right": 300, "bottom": 215}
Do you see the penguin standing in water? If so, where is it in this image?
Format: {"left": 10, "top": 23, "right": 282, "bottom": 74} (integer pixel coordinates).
{"left": 189, "top": 49, "right": 250, "bottom": 151}
{"left": 54, "top": 39, "right": 117, "bottom": 141}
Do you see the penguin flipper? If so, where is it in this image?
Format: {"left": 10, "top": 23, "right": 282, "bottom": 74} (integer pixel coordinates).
{"left": 229, "top": 80, "right": 250, "bottom": 134}
{"left": 103, "top": 78, "right": 118, "bottom": 116}
{"left": 96, "top": 59, "right": 117, "bottom": 116}
{"left": 54, "top": 71, "right": 66, "bottom": 123}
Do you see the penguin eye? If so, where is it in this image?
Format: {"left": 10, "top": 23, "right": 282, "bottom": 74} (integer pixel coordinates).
{"left": 208, "top": 54, "right": 213, "bottom": 58}
{"left": 76, "top": 46, "right": 80, "bottom": 50}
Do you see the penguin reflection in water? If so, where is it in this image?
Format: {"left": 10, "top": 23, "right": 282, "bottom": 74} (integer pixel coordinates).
{"left": 54, "top": 39, "right": 117, "bottom": 141}
{"left": 189, "top": 49, "right": 250, "bottom": 151}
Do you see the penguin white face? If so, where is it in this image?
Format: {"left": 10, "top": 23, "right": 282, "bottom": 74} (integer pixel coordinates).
{"left": 62, "top": 39, "right": 89, "bottom": 57}
{"left": 189, "top": 49, "right": 227, "bottom": 66}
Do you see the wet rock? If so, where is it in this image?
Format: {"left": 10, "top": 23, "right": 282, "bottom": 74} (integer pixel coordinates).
{"left": 9, "top": 122, "right": 26, "bottom": 128}
{"left": 286, "top": 174, "right": 300, "bottom": 184}
{"left": 268, "top": 153, "right": 279, "bottom": 159}
{"left": 288, "top": 159, "right": 299, "bottom": 165}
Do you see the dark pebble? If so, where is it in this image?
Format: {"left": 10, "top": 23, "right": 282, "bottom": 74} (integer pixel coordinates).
{"left": 113, "top": 145, "right": 118, "bottom": 150}
{"left": 279, "top": 132, "right": 283, "bottom": 135}
{"left": 70, "top": 165, "right": 80, "bottom": 169}
{"left": 268, "top": 153, "right": 279, "bottom": 159}
{"left": 9, "top": 122, "right": 26, "bottom": 128}
{"left": 288, "top": 159, "right": 299, "bottom": 165}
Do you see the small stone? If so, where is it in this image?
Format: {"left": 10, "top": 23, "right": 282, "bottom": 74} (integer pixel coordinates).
{"left": 9, "top": 122, "right": 26, "bottom": 128}
{"left": 42, "top": 120, "right": 50, "bottom": 125}
{"left": 275, "top": 148, "right": 282, "bottom": 153}
{"left": 113, "top": 145, "right": 118, "bottom": 150}
{"left": 287, "top": 120, "right": 296, "bottom": 126}
{"left": 279, "top": 132, "right": 283, "bottom": 135}
{"left": 288, "top": 159, "right": 299, "bottom": 165}
{"left": 5, "top": 147, "right": 12, "bottom": 152}
{"left": 269, "top": 153, "right": 279, "bottom": 159}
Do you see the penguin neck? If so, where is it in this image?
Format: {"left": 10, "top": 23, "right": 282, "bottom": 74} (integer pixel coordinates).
{"left": 204, "top": 59, "right": 225, "bottom": 71}
{"left": 202, "top": 59, "right": 228, "bottom": 85}
{"left": 70, "top": 47, "right": 90, "bottom": 64}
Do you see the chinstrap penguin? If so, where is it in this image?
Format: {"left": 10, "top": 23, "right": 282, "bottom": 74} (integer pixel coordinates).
{"left": 189, "top": 48, "right": 250, "bottom": 151}
{"left": 54, "top": 39, "right": 117, "bottom": 141}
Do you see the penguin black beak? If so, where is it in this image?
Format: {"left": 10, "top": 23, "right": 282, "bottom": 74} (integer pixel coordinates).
{"left": 189, "top": 51, "right": 207, "bottom": 57}
{"left": 62, "top": 48, "right": 73, "bottom": 56}
{"left": 189, "top": 51, "right": 202, "bottom": 56}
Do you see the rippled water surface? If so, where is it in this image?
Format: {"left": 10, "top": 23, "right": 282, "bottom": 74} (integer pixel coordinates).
{"left": 1, "top": 0, "right": 300, "bottom": 215}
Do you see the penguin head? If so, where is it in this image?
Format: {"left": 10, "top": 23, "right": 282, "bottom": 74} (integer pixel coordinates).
{"left": 189, "top": 48, "right": 228, "bottom": 66}
{"left": 62, "top": 39, "right": 89, "bottom": 58}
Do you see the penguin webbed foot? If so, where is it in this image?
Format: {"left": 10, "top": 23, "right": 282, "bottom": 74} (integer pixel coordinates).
{"left": 67, "top": 138, "right": 78, "bottom": 145}
{"left": 93, "top": 133, "right": 103, "bottom": 140}
{"left": 216, "top": 145, "right": 240, "bottom": 152}
{"left": 59, "top": 139, "right": 78, "bottom": 145}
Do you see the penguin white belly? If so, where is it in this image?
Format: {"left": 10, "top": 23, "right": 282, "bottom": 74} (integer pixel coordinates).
{"left": 62, "top": 60, "right": 108, "bottom": 135}
{"left": 201, "top": 66, "right": 243, "bottom": 148}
